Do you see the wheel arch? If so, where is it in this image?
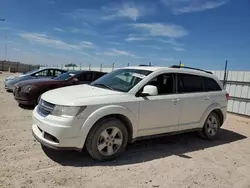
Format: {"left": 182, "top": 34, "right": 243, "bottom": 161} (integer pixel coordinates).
{"left": 79, "top": 105, "right": 137, "bottom": 148}
{"left": 91, "top": 114, "right": 134, "bottom": 143}
{"left": 200, "top": 103, "right": 225, "bottom": 127}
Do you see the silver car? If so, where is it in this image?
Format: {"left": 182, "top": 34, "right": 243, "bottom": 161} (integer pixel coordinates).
{"left": 4, "top": 68, "right": 67, "bottom": 91}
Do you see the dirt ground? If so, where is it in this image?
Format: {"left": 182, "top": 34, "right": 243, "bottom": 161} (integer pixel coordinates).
{"left": 0, "top": 72, "right": 250, "bottom": 188}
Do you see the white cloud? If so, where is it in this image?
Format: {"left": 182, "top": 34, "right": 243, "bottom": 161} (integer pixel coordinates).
{"left": 12, "top": 48, "right": 20, "bottom": 51}
{"left": 131, "top": 23, "right": 188, "bottom": 38}
{"left": 125, "top": 36, "right": 148, "bottom": 41}
{"left": 19, "top": 32, "right": 94, "bottom": 50}
{"left": 173, "top": 47, "right": 185, "bottom": 51}
{"left": 161, "top": 0, "right": 228, "bottom": 14}
{"left": 102, "top": 3, "right": 145, "bottom": 21}
{"left": 67, "top": 2, "right": 153, "bottom": 22}
{"left": 54, "top": 28, "right": 64, "bottom": 32}
{"left": 103, "top": 49, "right": 136, "bottom": 57}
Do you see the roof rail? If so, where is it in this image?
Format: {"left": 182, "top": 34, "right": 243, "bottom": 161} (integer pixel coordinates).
{"left": 139, "top": 64, "right": 151, "bottom": 66}
{"left": 169, "top": 65, "right": 213, "bottom": 74}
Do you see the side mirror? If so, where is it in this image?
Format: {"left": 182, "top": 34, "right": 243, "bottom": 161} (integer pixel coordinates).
{"left": 141, "top": 85, "right": 158, "bottom": 96}
{"left": 35, "top": 73, "right": 39, "bottom": 77}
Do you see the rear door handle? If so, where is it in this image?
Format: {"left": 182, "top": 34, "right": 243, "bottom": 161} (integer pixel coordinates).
{"left": 172, "top": 99, "right": 180, "bottom": 102}
{"left": 204, "top": 96, "right": 210, "bottom": 100}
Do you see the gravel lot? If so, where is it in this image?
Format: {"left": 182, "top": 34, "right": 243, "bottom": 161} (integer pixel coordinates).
{"left": 1, "top": 72, "right": 250, "bottom": 188}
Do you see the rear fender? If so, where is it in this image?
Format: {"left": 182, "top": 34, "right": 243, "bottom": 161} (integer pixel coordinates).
{"left": 199, "top": 103, "right": 222, "bottom": 128}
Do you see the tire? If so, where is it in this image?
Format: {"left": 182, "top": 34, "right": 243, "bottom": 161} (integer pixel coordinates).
{"left": 86, "top": 117, "right": 128, "bottom": 161}
{"left": 200, "top": 112, "right": 221, "bottom": 140}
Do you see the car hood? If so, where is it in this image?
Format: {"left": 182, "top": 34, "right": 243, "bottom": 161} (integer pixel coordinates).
{"left": 17, "top": 78, "right": 55, "bottom": 87}
{"left": 6, "top": 74, "right": 23, "bottom": 81}
{"left": 42, "top": 84, "right": 124, "bottom": 106}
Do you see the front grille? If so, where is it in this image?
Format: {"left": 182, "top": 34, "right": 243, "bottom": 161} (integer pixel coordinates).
{"left": 37, "top": 99, "right": 54, "bottom": 117}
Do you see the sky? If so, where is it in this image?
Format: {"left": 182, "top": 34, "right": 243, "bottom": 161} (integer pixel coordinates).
{"left": 0, "top": 0, "right": 249, "bottom": 70}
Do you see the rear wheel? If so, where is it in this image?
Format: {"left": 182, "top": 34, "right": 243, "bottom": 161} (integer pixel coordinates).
{"left": 200, "top": 112, "right": 221, "bottom": 140}
{"left": 86, "top": 118, "right": 128, "bottom": 161}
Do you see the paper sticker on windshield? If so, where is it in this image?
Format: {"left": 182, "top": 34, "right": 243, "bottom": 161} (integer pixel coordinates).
{"left": 132, "top": 73, "right": 146, "bottom": 79}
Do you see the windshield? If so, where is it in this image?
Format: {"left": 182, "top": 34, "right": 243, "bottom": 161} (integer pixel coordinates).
{"left": 54, "top": 71, "right": 79, "bottom": 81}
{"left": 23, "top": 69, "right": 39, "bottom": 75}
{"left": 91, "top": 69, "right": 152, "bottom": 92}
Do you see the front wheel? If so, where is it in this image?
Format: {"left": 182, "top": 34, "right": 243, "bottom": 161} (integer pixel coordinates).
{"left": 86, "top": 118, "right": 128, "bottom": 161}
{"left": 200, "top": 112, "right": 221, "bottom": 140}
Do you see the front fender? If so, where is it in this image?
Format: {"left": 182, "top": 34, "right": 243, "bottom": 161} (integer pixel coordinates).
{"left": 199, "top": 103, "right": 222, "bottom": 128}
{"left": 79, "top": 105, "right": 138, "bottom": 148}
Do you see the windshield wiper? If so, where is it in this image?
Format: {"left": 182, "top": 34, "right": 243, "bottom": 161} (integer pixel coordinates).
{"left": 92, "top": 83, "right": 114, "bottom": 90}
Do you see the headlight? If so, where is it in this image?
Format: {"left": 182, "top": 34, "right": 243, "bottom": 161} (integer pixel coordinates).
{"left": 51, "top": 105, "right": 87, "bottom": 118}
{"left": 21, "top": 85, "right": 34, "bottom": 93}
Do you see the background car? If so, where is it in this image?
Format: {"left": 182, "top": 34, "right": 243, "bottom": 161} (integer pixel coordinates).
{"left": 4, "top": 68, "right": 67, "bottom": 92}
{"left": 14, "top": 70, "right": 106, "bottom": 106}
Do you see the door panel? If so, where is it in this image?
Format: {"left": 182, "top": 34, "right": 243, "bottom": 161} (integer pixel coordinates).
{"left": 137, "top": 73, "right": 180, "bottom": 137}
{"left": 177, "top": 93, "right": 212, "bottom": 130}
{"left": 138, "top": 95, "right": 180, "bottom": 137}
{"left": 176, "top": 74, "right": 212, "bottom": 130}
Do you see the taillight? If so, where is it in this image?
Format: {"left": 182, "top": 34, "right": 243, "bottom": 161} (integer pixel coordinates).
{"left": 226, "top": 93, "right": 230, "bottom": 100}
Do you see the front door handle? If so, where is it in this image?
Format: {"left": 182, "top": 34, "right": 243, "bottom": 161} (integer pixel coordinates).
{"left": 172, "top": 99, "right": 180, "bottom": 103}
{"left": 204, "top": 96, "right": 210, "bottom": 100}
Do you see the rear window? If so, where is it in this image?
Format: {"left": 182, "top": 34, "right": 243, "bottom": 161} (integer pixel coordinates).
{"left": 204, "top": 77, "right": 222, "bottom": 91}
{"left": 178, "top": 74, "right": 203, "bottom": 93}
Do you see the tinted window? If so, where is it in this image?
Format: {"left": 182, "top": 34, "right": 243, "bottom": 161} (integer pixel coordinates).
{"left": 78, "top": 72, "right": 93, "bottom": 81}
{"left": 204, "top": 77, "right": 221, "bottom": 91}
{"left": 178, "top": 74, "right": 203, "bottom": 93}
{"left": 146, "top": 73, "right": 175, "bottom": 95}
{"left": 36, "top": 70, "right": 48, "bottom": 76}
{"left": 94, "top": 72, "right": 106, "bottom": 80}
{"left": 55, "top": 71, "right": 79, "bottom": 80}
{"left": 54, "top": 70, "right": 64, "bottom": 77}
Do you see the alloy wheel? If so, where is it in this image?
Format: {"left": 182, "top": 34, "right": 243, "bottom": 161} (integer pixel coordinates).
{"left": 97, "top": 127, "right": 123, "bottom": 156}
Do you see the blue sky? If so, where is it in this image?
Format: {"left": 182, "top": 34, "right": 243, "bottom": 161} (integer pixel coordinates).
{"left": 0, "top": 0, "right": 249, "bottom": 70}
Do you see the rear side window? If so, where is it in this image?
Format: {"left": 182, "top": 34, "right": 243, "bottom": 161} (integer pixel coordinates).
{"left": 78, "top": 72, "right": 93, "bottom": 81}
{"left": 204, "top": 77, "right": 222, "bottom": 91}
{"left": 178, "top": 74, "right": 203, "bottom": 93}
{"left": 94, "top": 72, "right": 106, "bottom": 80}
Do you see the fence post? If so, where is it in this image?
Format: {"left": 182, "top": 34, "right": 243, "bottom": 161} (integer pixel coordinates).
{"left": 112, "top": 63, "right": 115, "bottom": 71}
{"left": 127, "top": 63, "right": 129, "bottom": 67}
{"left": 16, "top": 62, "right": 19, "bottom": 72}
{"left": 89, "top": 63, "right": 91, "bottom": 71}
{"left": 80, "top": 63, "right": 82, "bottom": 70}
{"left": 223, "top": 60, "right": 228, "bottom": 88}
{"left": 100, "top": 63, "right": 102, "bottom": 72}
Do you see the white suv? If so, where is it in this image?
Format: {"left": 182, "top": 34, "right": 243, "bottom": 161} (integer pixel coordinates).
{"left": 32, "top": 66, "right": 229, "bottom": 161}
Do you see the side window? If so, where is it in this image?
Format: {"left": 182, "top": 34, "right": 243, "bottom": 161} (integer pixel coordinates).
{"left": 36, "top": 70, "right": 48, "bottom": 76}
{"left": 204, "top": 77, "right": 222, "bottom": 91}
{"left": 54, "top": 70, "right": 63, "bottom": 77}
{"left": 94, "top": 72, "right": 106, "bottom": 80}
{"left": 78, "top": 72, "right": 93, "bottom": 81}
{"left": 146, "top": 73, "right": 175, "bottom": 95}
{"left": 178, "top": 74, "right": 203, "bottom": 93}
{"left": 47, "top": 69, "right": 53, "bottom": 77}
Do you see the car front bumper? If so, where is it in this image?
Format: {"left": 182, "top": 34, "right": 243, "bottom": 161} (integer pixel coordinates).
{"left": 14, "top": 88, "right": 34, "bottom": 105}
{"left": 32, "top": 107, "right": 84, "bottom": 151}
